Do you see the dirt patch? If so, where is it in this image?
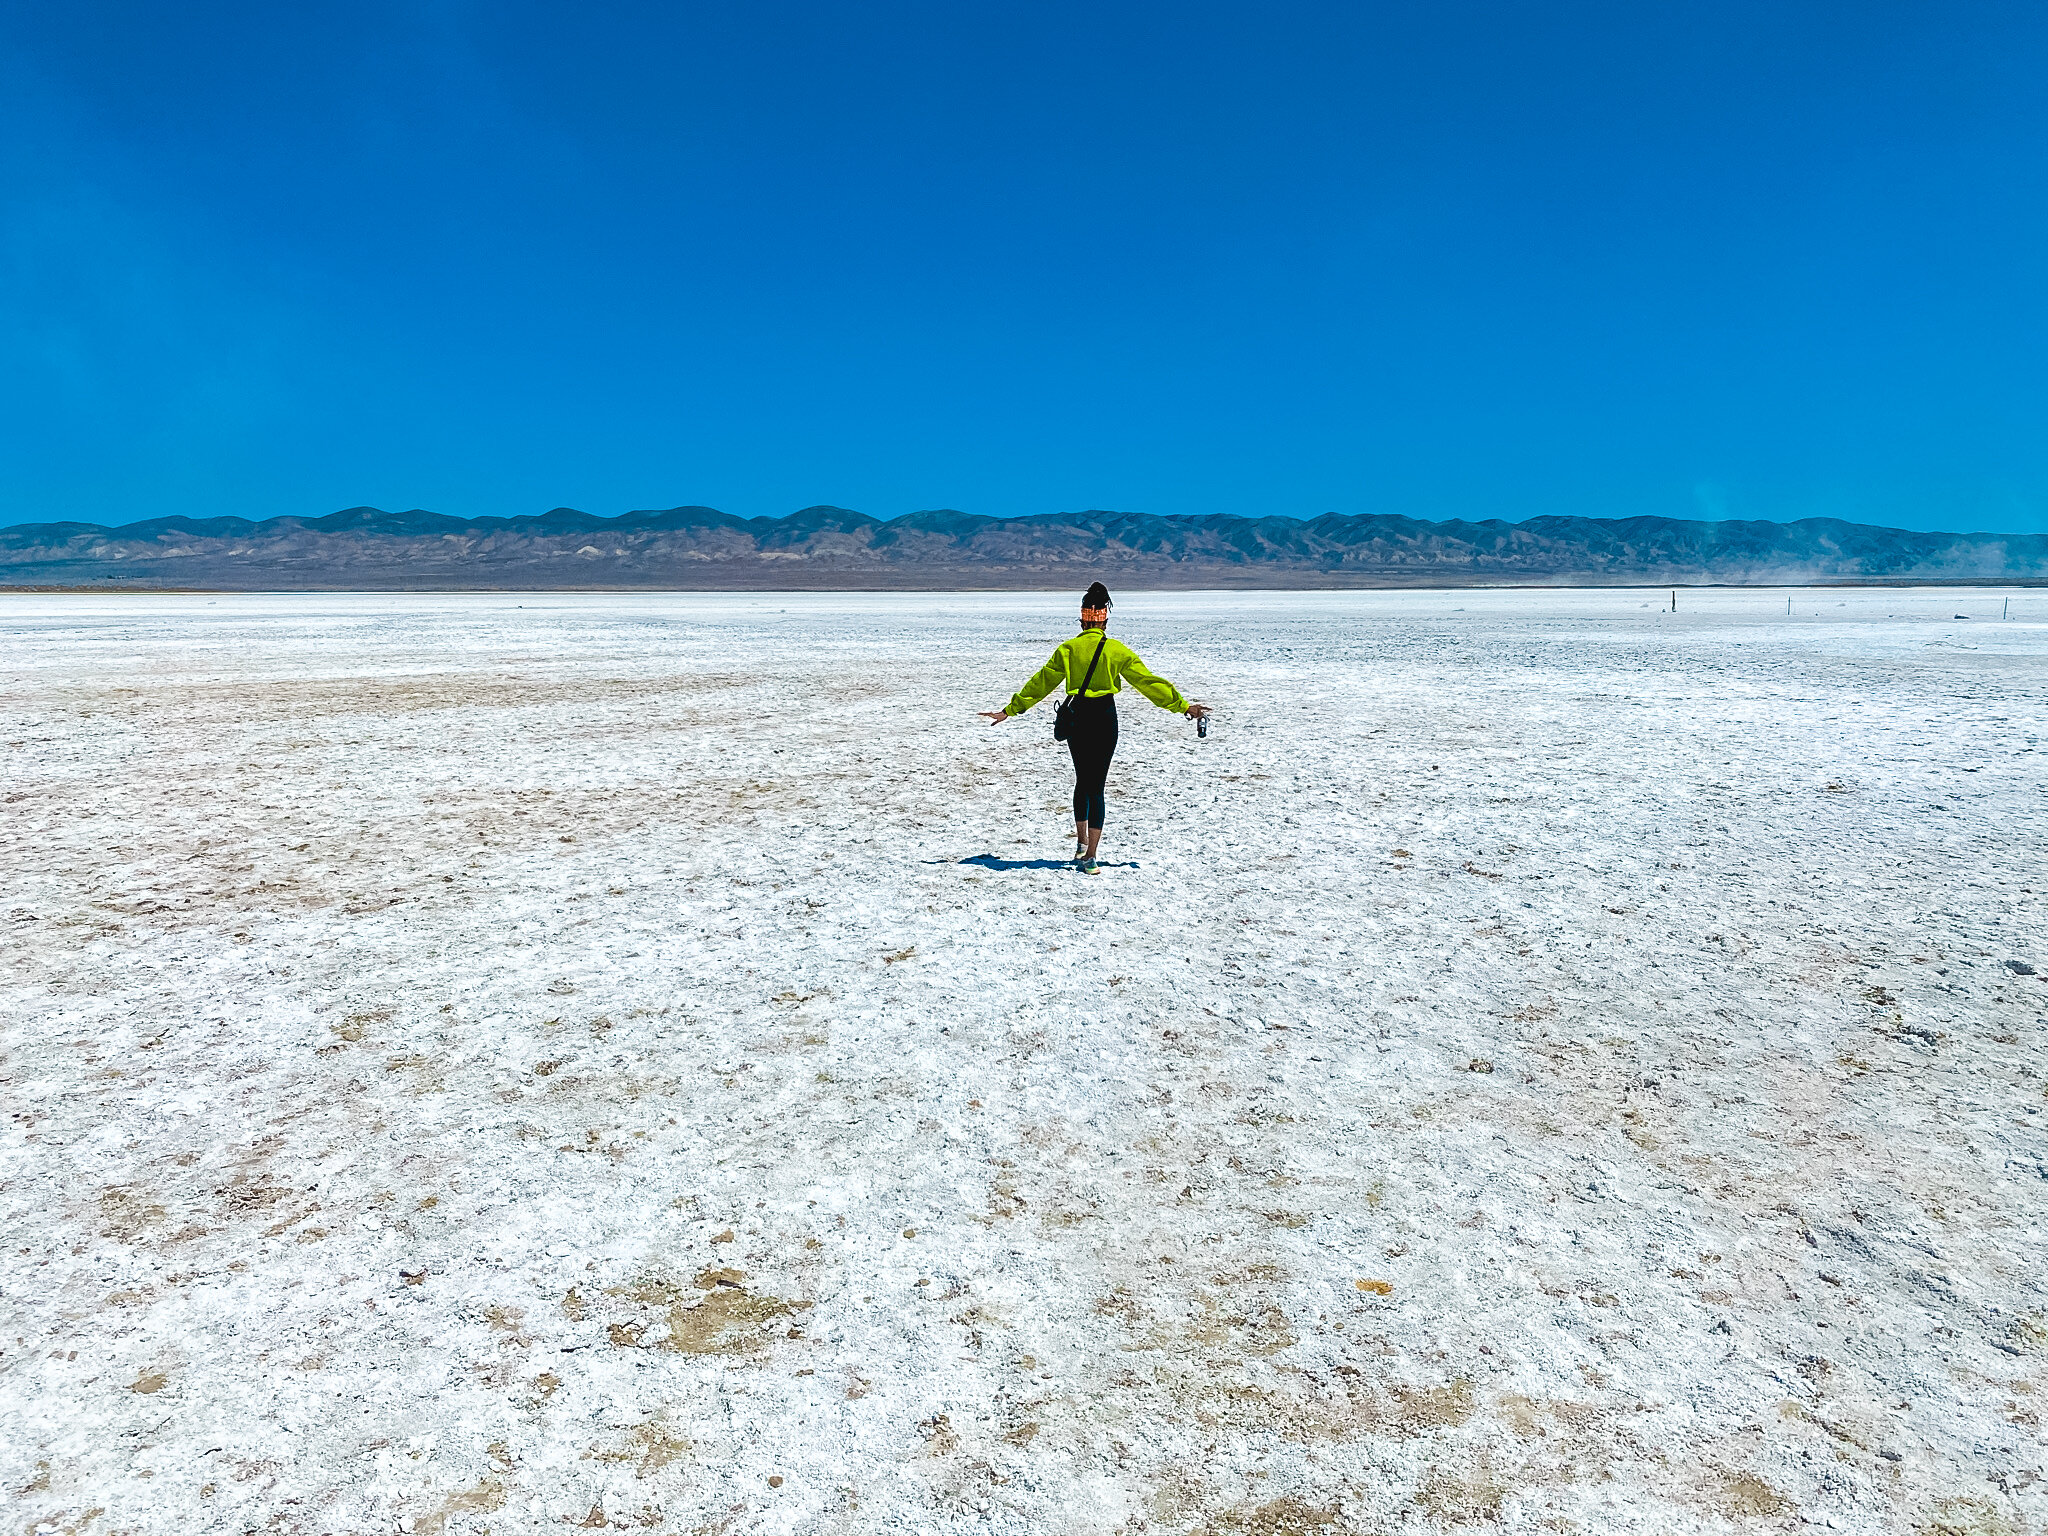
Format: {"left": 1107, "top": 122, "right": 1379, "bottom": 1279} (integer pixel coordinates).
{"left": 97, "top": 1186, "right": 167, "bottom": 1242}
{"left": 1197, "top": 1494, "right": 1340, "bottom": 1535}
{"left": 586, "top": 1416, "right": 691, "bottom": 1479}
{"left": 1916, "top": 1498, "right": 2023, "bottom": 1536}
{"left": 414, "top": 1477, "right": 505, "bottom": 1535}
{"left": 1390, "top": 1378, "right": 1475, "bottom": 1436}
{"left": 216, "top": 1175, "right": 293, "bottom": 1218}
{"left": 1415, "top": 1455, "right": 1505, "bottom": 1525}
{"left": 607, "top": 1275, "right": 809, "bottom": 1356}
{"left": 1715, "top": 1471, "right": 1792, "bottom": 1518}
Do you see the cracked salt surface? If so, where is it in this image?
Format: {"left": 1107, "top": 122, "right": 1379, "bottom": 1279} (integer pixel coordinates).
{"left": 2, "top": 587, "right": 2044, "bottom": 1535}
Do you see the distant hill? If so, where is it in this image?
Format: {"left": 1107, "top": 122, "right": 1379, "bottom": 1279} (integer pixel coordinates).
{"left": 2, "top": 505, "right": 2044, "bottom": 589}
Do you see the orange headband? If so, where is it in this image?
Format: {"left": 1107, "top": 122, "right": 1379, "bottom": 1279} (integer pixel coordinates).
{"left": 1081, "top": 606, "right": 1108, "bottom": 621}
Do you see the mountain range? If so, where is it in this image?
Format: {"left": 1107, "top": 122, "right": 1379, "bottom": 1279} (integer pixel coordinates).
{"left": 3, "top": 505, "right": 2044, "bottom": 589}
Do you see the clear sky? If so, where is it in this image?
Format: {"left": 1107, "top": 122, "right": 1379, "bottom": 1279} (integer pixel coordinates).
{"left": 5, "top": 1, "right": 2046, "bottom": 533}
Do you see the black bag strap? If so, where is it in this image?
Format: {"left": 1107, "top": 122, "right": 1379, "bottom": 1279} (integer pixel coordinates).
{"left": 1072, "top": 632, "right": 1109, "bottom": 699}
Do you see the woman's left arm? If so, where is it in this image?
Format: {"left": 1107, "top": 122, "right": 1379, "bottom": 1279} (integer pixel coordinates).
{"left": 1120, "top": 646, "right": 1206, "bottom": 717}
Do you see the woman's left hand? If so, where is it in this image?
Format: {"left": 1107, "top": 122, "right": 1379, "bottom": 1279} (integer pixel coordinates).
{"left": 979, "top": 710, "right": 1010, "bottom": 724}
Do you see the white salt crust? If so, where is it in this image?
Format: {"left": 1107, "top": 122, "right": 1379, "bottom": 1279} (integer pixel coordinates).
{"left": 1, "top": 587, "right": 2043, "bottom": 1534}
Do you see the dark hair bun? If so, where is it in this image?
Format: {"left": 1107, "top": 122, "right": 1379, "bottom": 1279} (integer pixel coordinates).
{"left": 1082, "top": 582, "right": 1112, "bottom": 610}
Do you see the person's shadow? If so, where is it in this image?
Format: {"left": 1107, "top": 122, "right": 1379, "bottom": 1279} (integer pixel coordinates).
{"left": 951, "top": 854, "right": 1140, "bottom": 871}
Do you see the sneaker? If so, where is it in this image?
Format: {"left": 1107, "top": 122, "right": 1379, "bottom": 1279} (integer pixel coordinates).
{"left": 1078, "top": 856, "right": 1099, "bottom": 874}
{"left": 1073, "top": 841, "right": 1088, "bottom": 862}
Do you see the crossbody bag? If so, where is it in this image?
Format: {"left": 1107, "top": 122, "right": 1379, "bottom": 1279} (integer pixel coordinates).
{"left": 1052, "top": 632, "right": 1111, "bottom": 743}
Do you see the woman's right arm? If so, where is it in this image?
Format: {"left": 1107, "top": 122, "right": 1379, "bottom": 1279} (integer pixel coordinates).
{"left": 982, "top": 644, "right": 1067, "bottom": 722}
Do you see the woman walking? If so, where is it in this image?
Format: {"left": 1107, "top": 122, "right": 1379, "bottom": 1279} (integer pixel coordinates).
{"left": 980, "top": 583, "right": 1208, "bottom": 872}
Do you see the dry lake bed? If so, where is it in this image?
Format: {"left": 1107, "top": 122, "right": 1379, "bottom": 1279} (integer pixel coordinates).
{"left": 2, "top": 588, "right": 2043, "bottom": 1535}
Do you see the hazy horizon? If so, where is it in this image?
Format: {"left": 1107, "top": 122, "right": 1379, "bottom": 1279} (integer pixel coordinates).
{"left": 11, "top": 502, "right": 2048, "bottom": 542}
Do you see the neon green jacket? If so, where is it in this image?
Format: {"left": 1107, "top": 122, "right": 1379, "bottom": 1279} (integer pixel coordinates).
{"left": 1004, "top": 628, "right": 1191, "bottom": 716}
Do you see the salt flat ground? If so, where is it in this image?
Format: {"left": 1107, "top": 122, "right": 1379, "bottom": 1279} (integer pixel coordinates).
{"left": 2, "top": 588, "right": 2044, "bottom": 1536}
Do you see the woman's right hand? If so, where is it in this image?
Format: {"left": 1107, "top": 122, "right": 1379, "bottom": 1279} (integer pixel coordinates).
{"left": 1186, "top": 702, "right": 1210, "bottom": 721}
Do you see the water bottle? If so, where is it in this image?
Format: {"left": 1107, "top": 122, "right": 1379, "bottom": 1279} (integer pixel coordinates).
{"left": 1196, "top": 710, "right": 1210, "bottom": 738}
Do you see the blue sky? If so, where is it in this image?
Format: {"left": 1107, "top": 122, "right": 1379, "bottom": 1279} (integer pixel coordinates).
{"left": 4, "top": 1, "right": 2046, "bottom": 533}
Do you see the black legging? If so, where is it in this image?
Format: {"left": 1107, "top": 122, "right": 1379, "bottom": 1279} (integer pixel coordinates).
{"left": 1065, "top": 694, "right": 1118, "bottom": 829}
